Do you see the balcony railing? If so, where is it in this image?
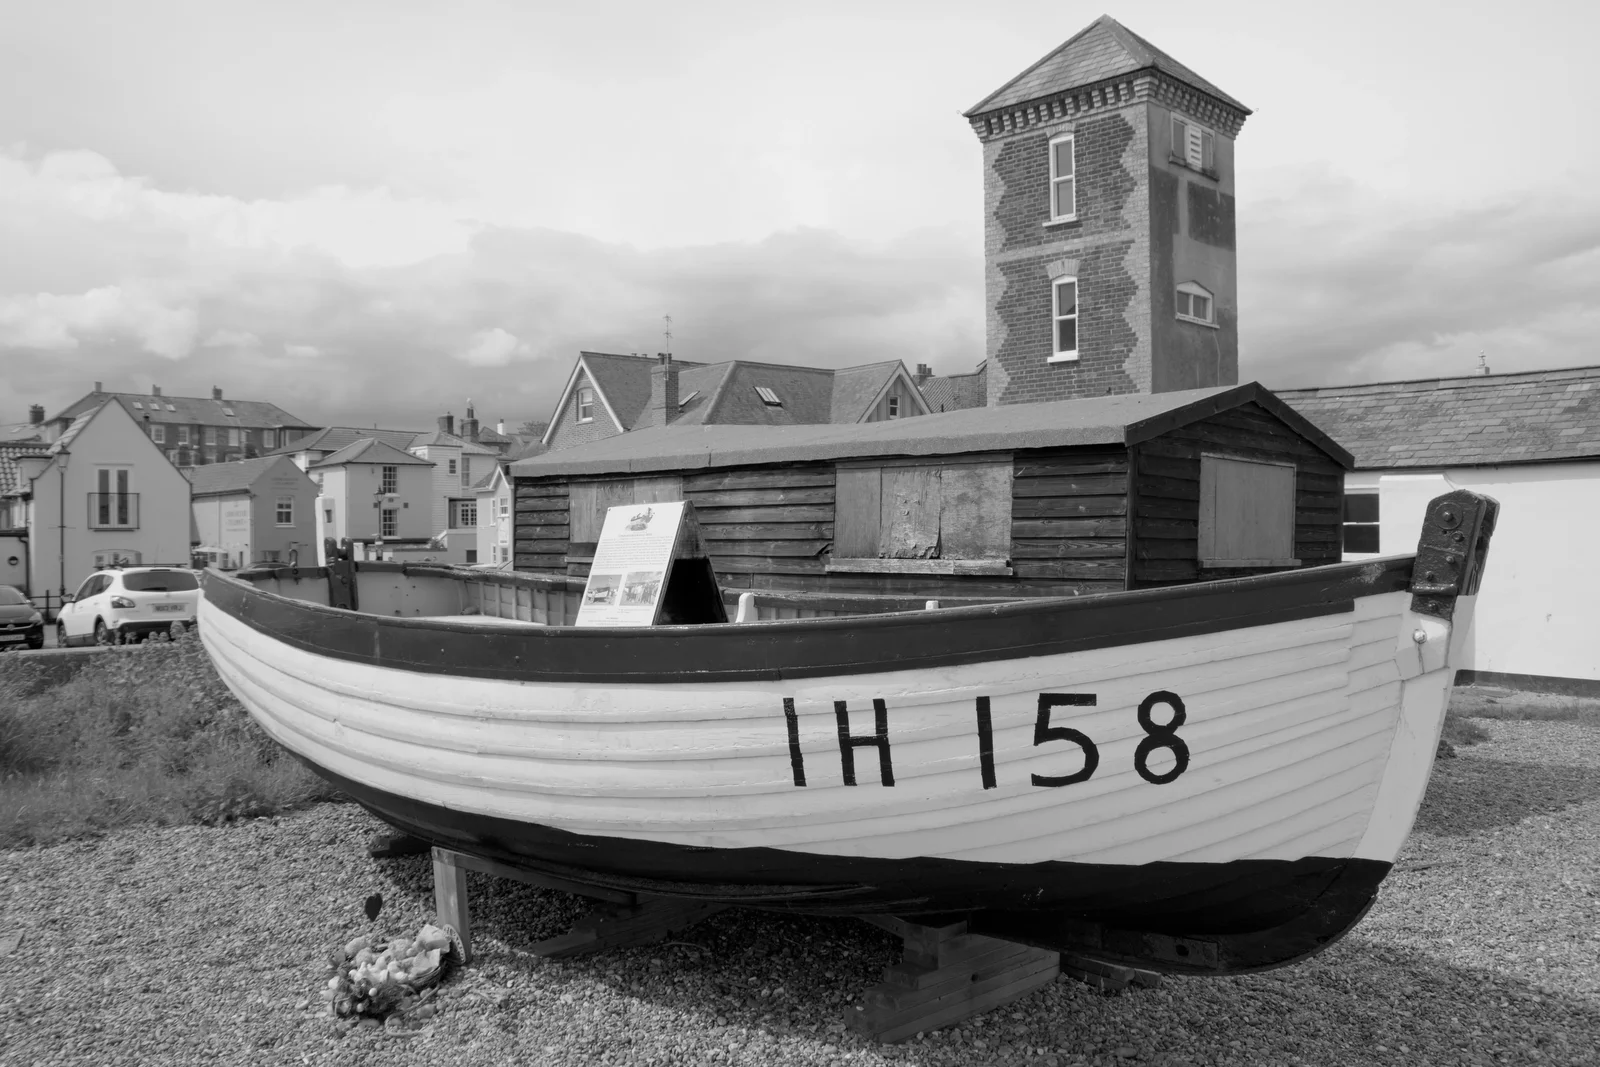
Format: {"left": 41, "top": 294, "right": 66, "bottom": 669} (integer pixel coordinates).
{"left": 87, "top": 493, "right": 140, "bottom": 530}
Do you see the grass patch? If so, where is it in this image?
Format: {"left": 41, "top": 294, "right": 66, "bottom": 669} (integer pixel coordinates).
{"left": 0, "top": 633, "right": 341, "bottom": 849}
{"left": 1440, "top": 710, "right": 1491, "bottom": 749}
{"left": 1450, "top": 685, "right": 1600, "bottom": 724}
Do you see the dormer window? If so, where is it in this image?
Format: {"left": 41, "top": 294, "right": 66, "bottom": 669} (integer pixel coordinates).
{"left": 1172, "top": 116, "right": 1216, "bottom": 173}
{"left": 1048, "top": 133, "right": 1076, "bottom": 221}
{"left": 755, "top": 386, "right": 782, "bottom": 407}
{"left": 1176, "top": 281, "right": 1215, "bottom": 326}
{"left": 887, "top": 396, "right": 901, "bottom": 419}
{"left": 1049, "top": 277, "right": 1079, "bottom": 362}
{"left": 576, "top": 387, "right": 594, "bottom": 422}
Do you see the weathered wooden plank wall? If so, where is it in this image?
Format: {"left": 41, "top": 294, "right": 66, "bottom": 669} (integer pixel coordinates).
{"left": 1130, "top": 401, "right": 1343, "bottom": 587}
{"left": 513, "top": 481, "right": 570, "bottom": 573}
{"left": 1008, "top": 447, "right": 1128, "bottom": 595}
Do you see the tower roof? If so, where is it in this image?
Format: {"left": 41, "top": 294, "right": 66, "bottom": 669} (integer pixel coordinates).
{"left": 966, "top": 15, "right": 1249, "bottom": 118}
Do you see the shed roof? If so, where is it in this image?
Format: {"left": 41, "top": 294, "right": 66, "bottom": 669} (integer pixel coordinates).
{"left": 1277, "top": 365, "right": 1600, "bottom": 470}
{"left": 512, "top": 383, "right": 1348, "bottom": 478}
{"left": 966, "top": 15, "right": 1249, "bottom": 118}
{"left": 310, "top": 438, "right": 433, "bottom": 469}
{"left": 186, "top": 456, "right": 288, "bottom": 496}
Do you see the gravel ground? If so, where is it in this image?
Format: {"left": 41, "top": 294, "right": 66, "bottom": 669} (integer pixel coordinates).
{"left": 1, "top": 718, "right": 1597, "bottom": 1067}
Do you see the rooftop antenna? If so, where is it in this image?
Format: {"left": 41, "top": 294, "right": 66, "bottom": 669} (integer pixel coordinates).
{"left": 1478, "top": 350, "right": 1491, "bottom": 376}
{"left": 663, "top": 314, "right": 673, "bottom": 356}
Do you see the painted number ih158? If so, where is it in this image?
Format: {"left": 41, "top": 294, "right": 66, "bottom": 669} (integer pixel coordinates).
{"left": 780, "top": 691, "right": 1189, "bottom": 789}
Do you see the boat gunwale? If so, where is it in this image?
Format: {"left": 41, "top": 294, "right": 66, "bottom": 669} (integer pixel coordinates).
{"left": 200, "top": 555, "right": 1418, "bottom": 683}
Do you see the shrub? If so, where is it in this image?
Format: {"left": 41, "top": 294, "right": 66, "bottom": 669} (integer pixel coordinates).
{"left": 0, "top": 632, "right": 341, "bottom": 848}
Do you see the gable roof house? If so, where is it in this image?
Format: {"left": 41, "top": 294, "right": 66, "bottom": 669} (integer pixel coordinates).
{"left": 1278, "top": 365, "right": 1600, "bottom": 694}
{"left": 188, "top": 455, "right": 320, "bottom": 571}
{"left": 307, "top": 438, "right": 436, "bottom": 562}
{"left": 265, "top": 425, "right": 426, "bottom": 471}
{"left": 408, "top": 414, "right": 501, "bottom": 565}
{"left": 542, "top": 352, "right": 933, "bottom": 451}
{"left": 46, "top": 383, "right": 318, "bottom": 466}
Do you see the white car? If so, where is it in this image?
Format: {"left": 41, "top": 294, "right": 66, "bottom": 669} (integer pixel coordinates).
{"left": 56, "top": 566, "right": 202, "bottom": 646}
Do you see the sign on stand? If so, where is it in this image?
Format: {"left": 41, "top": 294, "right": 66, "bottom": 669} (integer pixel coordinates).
{"left": 575, "top": 500, "right": 727, "bottom": 627}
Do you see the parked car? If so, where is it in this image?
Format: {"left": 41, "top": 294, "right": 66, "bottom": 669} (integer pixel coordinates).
{"left": 0, "top": 584, "right": 45, "bottom": 651}
{"left": 55, "top": 566, "right": 202, "bottom": 646}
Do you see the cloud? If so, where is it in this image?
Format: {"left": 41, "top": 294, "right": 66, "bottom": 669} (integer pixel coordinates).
{"left": 0, "top": 284, "right": 197, "bottom": 358}
{"left": 453, "top": 327, "right": 528, "bottom": 367}
{"left": 201, "top": 328, "right": 260, "bottom": 349}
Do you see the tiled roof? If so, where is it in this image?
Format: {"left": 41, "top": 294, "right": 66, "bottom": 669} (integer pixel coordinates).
{"left": 579, "top": 352, "right": 709, "bottom": 432}
{"left": 186, "top": 456, "right": 292, "bottom": 496}
{"left": 264, "top": 425, "right": 422, "bottom": 457}
{"left": 704, "top": 363, "right": 836, "bottom": 425}
{"left": 829, "top": 362, "right": 903, "bottom": 423}
{"left": 53, "top": 390, "right": 316, "bottom": 430}
{"left": 0, "top": 441, "right": 51, "bottom": 496}
{"left": 408, "top": 429, "right": 500, "bottom": 455}
{"left": 632, "top": 363, "right": 732, "bottom": 430}
{"left": 310, "top": 438, "right": 434, "bottom": 469}
{"left": 921, "top": 361, "right": 989, "bottom": 413}
{"left": 1278, "top": 365, "right": 1600, "bottom": 470}
{"left": 514, "top": 383, "right": 1346, "bottom": 477}
{"left": 966, "top": 15, "right": 1249, "bottom": 117}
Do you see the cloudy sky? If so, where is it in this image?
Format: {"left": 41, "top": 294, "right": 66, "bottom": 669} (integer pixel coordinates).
{"left": 2, "top": 0, "right": 1597, "bottom": 431}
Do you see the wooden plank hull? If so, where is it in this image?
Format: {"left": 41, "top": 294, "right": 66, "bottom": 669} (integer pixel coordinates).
{"left": 197, "top": 546, "right": 1474, "bottom": 973}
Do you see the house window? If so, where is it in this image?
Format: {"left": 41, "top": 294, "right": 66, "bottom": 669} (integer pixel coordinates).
{"left": 450, "top": 500, "right": 477, "bottom": 528}
{"left": 263, "top": 550, "right": 280, "bottom": 562}
{"left": 380, "top": 509, "right": 398, "bottom": 537}
{"left": 499, "top": 545, "right": 509, "bottom": 564}
{"left": 131, "top": 401, "right": 142, "bottom": 409}
{"left": 228, "top": 427, "right": 241, "bottom": 447}
{"left": 205, "top": 427, "right": 218, "bottom": 446}
{"left": 1048, "top": 133, "right": 1076, "bottom": 221}
{"left": 1172, "top": 116, "right": 1216, "bottom": 172}
{"left": 1343, "top": 491, "right": 1380, "bottom": 554}
{"left": 177, "top": 426, "right": 190, "bottom": 445}
{"left": 262, "top": 429, "right": 276, "bottom": 449}
{"left": 829, "top": 459, "right": 1014, "bottom": 575}
{"left": 150, "top": 424, "right": 165, "bottom": 444}
{"left": 755, "top": 386, "right": 782, "bottom": 406}
{"left": 465, "top": 549, "right": 478, "bottom": 564}
{"left": 887, "top": 396, "right": 901, "bottom": 419}
{"left": 275, "top": 497, "right": 294, "bottom": 526}
{"left": 222, "top": 407, "right": 235, "bottom": 417}
{"left": 91, "top": 467, "right": 137, "bottom": 530}
{"left": 1199, "top": 455, "right": 1297, "bottom": 567}
{"left": 380, "top": 466, "right": 398, "bottom": 494}
{"left": 1050, "top": 278, "right": 1078, "bottom": 362}
{"left": 1176, "top": 282, "right": 1215, "bottom": 326}
{"left": 460, "top": 458, "right": 470, "bottom": 487}
{"left": 576, "top": 387, "right": 594, "bottom": 422}
{"left": 448, "top": 459, "right": 457, "bottom": 475}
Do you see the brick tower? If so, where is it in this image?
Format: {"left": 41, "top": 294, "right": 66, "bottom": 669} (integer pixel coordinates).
{"left": 967, "top": 16, "right": 1250, "bottom": 405}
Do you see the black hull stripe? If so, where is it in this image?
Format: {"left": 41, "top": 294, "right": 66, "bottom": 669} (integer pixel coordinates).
{"left": 202, "top": 556, "right": 1414, "bottom": 683}
{"left": 313, "top": 756, "right": 1389, "bottom": 975}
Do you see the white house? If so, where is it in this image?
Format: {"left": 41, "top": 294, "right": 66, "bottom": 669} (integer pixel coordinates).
{"left": 189, "top": 455, "right": 320, "bottom": 569}
{"left": 1280, "top": 365, "right": 1600, "bottom": 695}
{"left": 308, "top": 438, "right": 436, "bottom": 563}
{"left": 1, "top": 400, "right": 191, "bottom": 597}
{"left": 408, "top": 415, "right": 500, "bottom": 565}
{"left": 472, "top": 464, "right": 514, "bottom": 568}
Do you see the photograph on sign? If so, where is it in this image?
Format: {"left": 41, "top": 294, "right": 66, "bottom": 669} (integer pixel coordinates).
{"left": 583, "top": 573, "right": 620, "bottom": 606}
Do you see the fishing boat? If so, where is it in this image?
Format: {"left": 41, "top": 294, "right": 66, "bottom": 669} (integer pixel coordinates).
{"left": 197, "top": 488, "right": 1495, "bottom": 977}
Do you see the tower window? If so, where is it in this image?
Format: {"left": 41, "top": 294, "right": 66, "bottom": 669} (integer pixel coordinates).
{"left": 1048, "top": 133, "right": 1076, "bottom": 221}
{"left": 1172, "top": 116, "right": 1216, "bottom": 173}
{"left": 1049, "top": 278, "right": 1079, "bottom": 362}
{"left": 1176, "top": 282, "right": 1216, "bottom": 326}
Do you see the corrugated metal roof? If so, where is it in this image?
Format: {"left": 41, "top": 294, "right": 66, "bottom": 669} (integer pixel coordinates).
{"left": 966, "top": 15, "right": 1248, "bottom": 118}
{"left": 1278, "top": 365, "right": 1600, "bottom": 470}
{"left": 512, "top": 384, "right": 1338, "bottom": 477}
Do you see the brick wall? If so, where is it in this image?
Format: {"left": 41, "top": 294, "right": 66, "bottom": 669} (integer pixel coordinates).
{"left": 544, "top": 371, "right": 623, "bottom": 452}
{"left": 983, "top": 106, "right": 1152, "bottom": 405}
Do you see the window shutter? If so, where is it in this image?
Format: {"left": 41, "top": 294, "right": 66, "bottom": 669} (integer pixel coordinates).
{"left": 1199, "top": 456, "right": 1296, "bottom": 565}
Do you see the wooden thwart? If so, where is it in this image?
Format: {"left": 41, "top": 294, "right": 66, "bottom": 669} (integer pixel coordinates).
{"left": 845, "top": 917, "right": 1061, "bottom": 1044}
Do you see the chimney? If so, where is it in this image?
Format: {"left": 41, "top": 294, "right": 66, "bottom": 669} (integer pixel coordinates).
{"left": 28, "top": 404, "right": 44, "bottom": 424}
{"left": 914, "top": 363, "right": 933, "bottom": 384}
{"left": 650, "top": 353, "right": 679, "bottom": 424}
{"left": 460, "top": 399, "right": 479, "bottom": 442}
{"left": 437, "top": 412, "right": 454, "bottom": 435}
{"left": 94, "top": 381, "right": 103, "bottom": 393}
{"left": 497, "top": 419, "right": 505, "bottom": 435}
{"left": 212, "top": 386, "right": 223, "bottom": 400}
{"left": 152, "top": 385, "right": 162, "bottom": 397}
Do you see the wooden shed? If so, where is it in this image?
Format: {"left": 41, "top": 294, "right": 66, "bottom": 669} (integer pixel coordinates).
{"left": 508, "top": 383, "right": 1352, "bottom": 602}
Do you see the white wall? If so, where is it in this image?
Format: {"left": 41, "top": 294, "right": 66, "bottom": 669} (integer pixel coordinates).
{"left": 1356, "top": 462, "right": 1600, "bottom": 685}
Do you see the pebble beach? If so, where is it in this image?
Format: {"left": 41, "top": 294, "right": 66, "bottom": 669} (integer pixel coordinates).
{"left": 1, "top": 717, "right": 1596, "bottom": 1067}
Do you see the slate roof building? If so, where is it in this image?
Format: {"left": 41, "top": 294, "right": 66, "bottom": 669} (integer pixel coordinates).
{"left": 916, "top": 361, "right": 990, "bottom": 413}
{"left": 1277, "top": 365, "right": 1600, "bottom": 694}
{"left": 541, "top": 353, "right": 932, "bottom": 452}
{"left": 967, "top": 16, "right": 1249, "bottom": 405}
{"left": 46, "top": 383, "right": 317, "bottom": 466}
{"left": 188, "top": 455, "right": 320, "bottom": 570}
{"left": 306, "top": 438, "right": 437, "bottom": 561}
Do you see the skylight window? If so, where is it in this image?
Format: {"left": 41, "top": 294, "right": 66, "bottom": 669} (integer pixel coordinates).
{"left": 222, "top": 407, "right": 236, "bottom": 417}
{"left": 755, "top": 386, "right": 782, "bottom": 407}
{"left": 132, "top": 401, "right": 143, "bottom": 409}
{"left": 678, "top": 390, "right": 699, "bottom": 407}
{"left": 165, "top": 405, "right": 176, "bottom": 411}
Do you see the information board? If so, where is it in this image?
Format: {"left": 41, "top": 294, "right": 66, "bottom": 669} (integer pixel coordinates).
{"left": 574, "top": 501, "right": 686, "bottom": 627}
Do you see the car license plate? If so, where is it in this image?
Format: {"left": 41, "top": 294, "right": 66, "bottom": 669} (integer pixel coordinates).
{"left": 0, "top": 634, "right": 23, "bottom": 642}
{"left": 154, "top": 604, "right": 184, "bottom": 613}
